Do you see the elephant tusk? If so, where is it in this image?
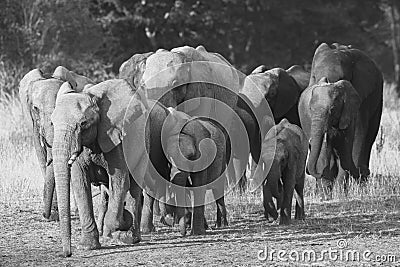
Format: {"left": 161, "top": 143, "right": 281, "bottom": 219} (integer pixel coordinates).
{"left": 68, "top": 154, "right": 78, "bottom": 166}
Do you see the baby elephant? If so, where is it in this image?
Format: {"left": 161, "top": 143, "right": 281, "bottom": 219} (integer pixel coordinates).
{"left": 255, "top": 119, "right": 308, "bottom": 225}
{"left": 164, "top": 107, "right": 228, "bottom": 236}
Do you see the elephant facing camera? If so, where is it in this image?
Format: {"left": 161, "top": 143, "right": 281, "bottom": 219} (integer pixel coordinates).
{"left": 254, "top": 119, "right": 308, "bottom": 225}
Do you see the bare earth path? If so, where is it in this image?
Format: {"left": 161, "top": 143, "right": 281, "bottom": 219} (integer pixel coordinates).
{"left": 1, "top": 194, "right": 400, "bottom": 267}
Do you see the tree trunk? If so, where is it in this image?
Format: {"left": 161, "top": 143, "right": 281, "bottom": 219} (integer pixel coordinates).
{"left": 389, "top": 0, "right": 400, "bottom": 94}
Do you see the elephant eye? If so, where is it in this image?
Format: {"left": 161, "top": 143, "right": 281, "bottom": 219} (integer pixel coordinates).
{"left": 80, "top": 120, "right": 89, "bottom": 129}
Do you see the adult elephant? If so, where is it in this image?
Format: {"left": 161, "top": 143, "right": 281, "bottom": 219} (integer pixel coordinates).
{"left": 19, "top": 66, "right": 93, "bottom": 221}
{"left": 119, "top": 45, "right": 241, "bottom": 232}
{"left": 230, "top": 65, "right": 310, "bottom": 192}
{"left": 50, "top": 80, "right": 173, "bottom": 257}
{"left": 299, "top": 43, "right": 383, "bottom": 194}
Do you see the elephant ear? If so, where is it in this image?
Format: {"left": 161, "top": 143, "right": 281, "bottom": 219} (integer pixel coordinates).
{"left": 57, "top": 82, "right": 76, "bottom": 100}
{"left": 84, "top": 79, "right": 147, "bottom": 153}
{"left": 68, "top": 71, "right": 94, "bottom": 92}
{"left": 269, "top": 68, "right": 300, "bottom": 119}
{"left": 53, "top": 66, "right": 78, "bottom": 89}
{"left": 251, "top": 65, "right": 268, "bottom": 74}
{"left": 83, "top": 84, "right": 95, "bottom": 91}
{"left": 19, "top": 69, "right": 44, "bottom": 111}
{"left": 119, "top": 52, "right": 154, "bottom": 88}
{"left": 318, "top": 77, "right": 329, "bottom": 84}
{"left": 309, "top": 43, "right": 331, "bottom": 86}
{"left": 285, "top": 122, "right": 308, "bottom": 160}
{"left": 286, "top": 65, "right": 310, "bottom": 91}
{"left": 337, "top": 80, "right": 361, "bottom": 129}
{"left": 165, "top": 107, "right": 191, "bottom": 135}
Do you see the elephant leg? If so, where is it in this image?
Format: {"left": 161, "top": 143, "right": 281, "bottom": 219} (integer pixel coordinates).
{"left": 171, "top": 172, "right": 189, "bottom": 236}
{"left": 153, "top": 199, "right": 160, "bottom": 216}
{"left": 130, "top": 178, "right": 143, "bottom": 236}
{"left": 71, "top": 159, "right": 100, "bottom": 250}
{"left": 356, "top": 102, "right": 382, "bottom": 183}
{"left": 233, "top": 157, "right": 247, "bottom": 194}
{"left": 211, "top": 182, "right": 228, "bottom": 228}
{"left": 349, "top": 112, "right": 368, "bottom": 181}
{"left": 111, "top": 177, "right": 142, "bottom": 244}
{"left": 279, "top": 171, "right": 295, "bottom": 225}
{"left": 294, "top": 173, "right": 305, "bottom": 220}
{"left": 71, "top": 182, "right": 80, "bottom": 217}
{"left": 191, "top": 193, "right": 206, "bottom": 235}
{"left": 225, "top": 160, "right": 236, "bottom": 189}
{"left": 141, "top": 193, "right": 155, "bottom": 233}
{"left": 97, "top": 185, "right": 108, "bottom": 236}
{"left": 184, "top": 207, "right": 209, "bottom": 230}
{"left": 250, "top": 158, "right": 257, "bottom": 180}
{"left": 262, "top": 184, "right": 278, "bottom": 222}
{"left": 103, "top": 146, "right": 133, "bottom": 242}
{"left": 33, "top": 126, "right": 51, "bottom": 219}
{"left": 158, "top": 184, "right": 175, "bottom": 227}
{"left": 121, "top": 179, "right": 142, "bottom": 243}
{"left": 190, "top": 172, "right": 207, "bottom": 235}
{"left": 335, "top": 163, "right": 350, "bottom": 194}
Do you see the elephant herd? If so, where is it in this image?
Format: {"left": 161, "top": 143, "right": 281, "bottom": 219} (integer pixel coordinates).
{"left": 19, "top": 43, "right": 383, "bottom": 257}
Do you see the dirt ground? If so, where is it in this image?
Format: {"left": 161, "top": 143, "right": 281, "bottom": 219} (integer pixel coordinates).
{"left": 1, "top": 193, "right": 400, "bottom": 267}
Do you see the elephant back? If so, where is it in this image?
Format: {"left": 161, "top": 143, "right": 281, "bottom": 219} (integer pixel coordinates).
{"left": 141, "top": 45, "right": 241, "bottom": 106}
{"left": 310, "top": 43, "right": 383, "bottom": 100}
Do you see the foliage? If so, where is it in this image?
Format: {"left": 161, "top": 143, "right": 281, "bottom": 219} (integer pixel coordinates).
{"left": 0, "top": 0, "right": 395, "bottom": 89}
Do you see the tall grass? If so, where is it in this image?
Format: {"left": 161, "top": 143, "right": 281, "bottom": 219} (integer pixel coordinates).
{"left": 0, "top": 63, "right": 42, "bottom": 208}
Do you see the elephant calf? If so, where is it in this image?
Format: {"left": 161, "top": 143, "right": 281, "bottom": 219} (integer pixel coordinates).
{"left": 163, "top": 107, "right": 229, "bottom": 236}
{"left": 255, "top": 119, "right": 307, "bottom": 225}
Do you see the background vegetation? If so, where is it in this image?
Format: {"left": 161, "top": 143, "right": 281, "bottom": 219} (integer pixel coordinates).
{"left": 0, "top": 0, "right": 399, "bottom": 93}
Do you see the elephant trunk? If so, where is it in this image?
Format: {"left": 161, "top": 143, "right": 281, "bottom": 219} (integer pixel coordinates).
{"left": 52, "top": 127, "right": 76, "bottom": 257}
{"left": 307, "top": 115, "right": 327, "bottom": 178}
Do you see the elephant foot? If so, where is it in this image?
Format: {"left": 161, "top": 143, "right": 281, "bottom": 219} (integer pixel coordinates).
{"left": 214, "top": 219, "right": 228, "bottom": 228}
{"left": 104, "top": 209, "right": 133, "bottom": 234}
{"left": 112, "top": 230, "right": 141, "bottom": 244}
{"left": 295, "top": 212, "right": 305, "bottom": 220}
{"left": 191, "top": 227, "right": 206, "bottom": 235}
{"left": 43, "top": 210, "right": 59, "bottom": 222}
{"left": 264, "top": 209, "right": 278, "bottom": 222}
{"left": 264, "top": 212, "right": 276, "bottom": 223}
{"left": 204, "top": 219, "right": 209, "bottom": 230}
{"left": 178, "top": 217, "right": 186, "bottom": 237}
{"left": 141, "top": 224, "right": 156, "bottom": 233}
{"left": 160, "top": 214, "right": 174, "bottom": 227}
{"left": 77, "top": 231, "right": 101, "bottom": 250}
{"left": 279, "top": 215, "right": 291, "bottom": 225}
{"left": 358, "top": 167, "right": 370, "bottom": 184}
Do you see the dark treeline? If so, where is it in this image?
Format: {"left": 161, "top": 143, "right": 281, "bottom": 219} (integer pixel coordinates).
{"left": 0, "top": 0, "right": 398, "bottom": 90}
